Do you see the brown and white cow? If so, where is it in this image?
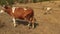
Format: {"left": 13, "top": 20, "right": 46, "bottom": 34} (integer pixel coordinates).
{"left": 0, "top": 5, "right": 36, "bottom": 28}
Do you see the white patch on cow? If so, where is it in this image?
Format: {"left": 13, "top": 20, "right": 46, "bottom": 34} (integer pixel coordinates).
{"left": 12, "top": 7, "right": 16, "bottom": 13}
{"left": 0, "top": 9, "right": 4, "bottom": 13}
{"left": 24, "top": 8, "right": 27, "bottom": 10}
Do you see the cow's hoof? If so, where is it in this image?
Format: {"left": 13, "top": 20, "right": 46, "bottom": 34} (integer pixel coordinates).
{"left": 32, "top": 25, "right": 35, "bottom": 29}
{"left": 29, "top": 26, "right": 34, "bottom": 29}
{"left": 27, "top": 24, "right": 30, "bottom": 27}
{"left": 14, "top": 25, "right": 17, "bottom": 28}
{"left": 14, "top": 24, "right": 17, "bottom": 27}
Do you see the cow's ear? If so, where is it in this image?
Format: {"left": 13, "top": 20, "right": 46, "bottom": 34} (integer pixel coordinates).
{"left": 2, "top": 5, "right": 5, "bottom": 8}
{"left": 2, "top": 5, "right": 7, "bottom": 9}
{"left": 2, "top": 5, "right": 8, "bottom": 9}
{"left": 1, "top": 6, "right": 5, "bottom": 10}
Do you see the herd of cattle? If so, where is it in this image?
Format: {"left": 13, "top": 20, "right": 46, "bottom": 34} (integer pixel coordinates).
{"left": 0, "top": 5, "right": 36, "bottom": 29}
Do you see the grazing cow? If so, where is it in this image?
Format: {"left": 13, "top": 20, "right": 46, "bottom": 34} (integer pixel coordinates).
{"left": 0, "top": 5, "right": 36, "bottom": 28}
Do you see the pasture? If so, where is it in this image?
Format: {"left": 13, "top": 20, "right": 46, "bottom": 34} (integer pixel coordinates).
{"left": 0, "top": 1, "right": 60, "bottom": 34}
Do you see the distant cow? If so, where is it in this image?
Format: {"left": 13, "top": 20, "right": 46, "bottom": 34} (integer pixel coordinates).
{"left": 0, "top": 5, "right": 36, "bottom": 28}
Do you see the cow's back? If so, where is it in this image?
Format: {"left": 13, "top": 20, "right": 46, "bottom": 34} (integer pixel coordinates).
{"left": 13, "top": 7, "right": 34, "bottom": 19}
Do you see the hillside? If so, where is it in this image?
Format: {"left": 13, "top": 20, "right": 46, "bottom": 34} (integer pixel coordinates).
{"left": 0, "top": 1, "right": 60, "bottom": 34}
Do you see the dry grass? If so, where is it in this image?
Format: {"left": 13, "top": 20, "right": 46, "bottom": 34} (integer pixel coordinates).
{"left": 0, "top": 1, "right": 60, "bottom": 34}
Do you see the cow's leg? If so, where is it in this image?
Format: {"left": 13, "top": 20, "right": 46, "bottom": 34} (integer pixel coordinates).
{"left": 28, "top": 21, "right": 31, "bottom": 27}
{"left": 12, "top": 17, "right": 17, "bottom": 27}
{"left": 31, "top": 17, "right": 36, "bottom": 28}
{"left": 27, "top": 17, "right": 35, "bottom": 29}
{"left": 24, "top": 18, "right": 31, "bottom": 27}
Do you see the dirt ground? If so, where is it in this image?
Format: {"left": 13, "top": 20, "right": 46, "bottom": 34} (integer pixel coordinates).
{"left": 0, "top": 1, "right": 60, "bottom": 34}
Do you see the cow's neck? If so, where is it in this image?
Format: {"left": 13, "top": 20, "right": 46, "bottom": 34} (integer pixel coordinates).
{"left": 5, "top": 8, "right": 12, "bottom": 14}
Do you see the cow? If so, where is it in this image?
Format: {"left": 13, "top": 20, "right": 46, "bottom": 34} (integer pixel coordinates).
{"left": 0, "top": 5, "right": 36, "bottom": 29}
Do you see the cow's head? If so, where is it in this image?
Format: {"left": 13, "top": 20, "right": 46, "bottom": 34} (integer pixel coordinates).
{"left": 0, "top": 5, "right": 5, "bottom": 13}
{"left": 3, "top": 5, "right": 10, "bottom": 9}
{"left": 0, "top": 5, "right": 11, "bottom": 13}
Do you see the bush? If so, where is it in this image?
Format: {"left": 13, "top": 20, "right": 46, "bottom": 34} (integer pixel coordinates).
{"left": 0, "top": 0, "right": 14, "bottom": 6}
{"left": 6, "top": 0, "right": 14, "bottom": 5}
{"left": 0, "top": 0, "right": 51, "bottom": 6}
{"left": 0, "top": 0, "right": 7, "bottom": 6}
